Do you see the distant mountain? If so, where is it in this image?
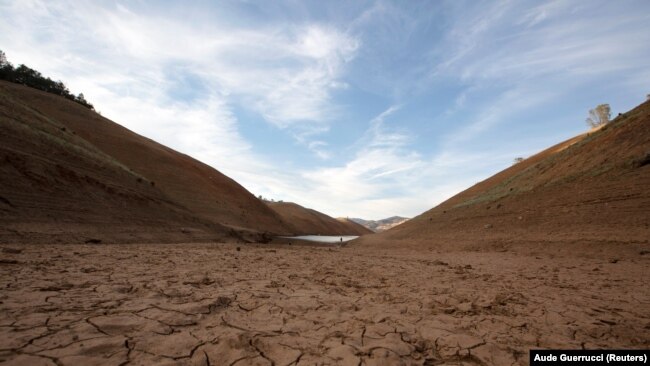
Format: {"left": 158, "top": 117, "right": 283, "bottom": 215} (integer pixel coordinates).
{"left": 350, "top": 216, "right": 410, "bottom": 232}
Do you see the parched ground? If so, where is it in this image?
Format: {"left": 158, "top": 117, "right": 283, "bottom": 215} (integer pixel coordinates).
{"left": 0, "top": 243, "right": 648, "bottom": 365}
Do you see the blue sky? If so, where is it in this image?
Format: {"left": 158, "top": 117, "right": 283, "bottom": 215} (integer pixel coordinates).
{"left": 1, "top": 0, "right": 649, "bottom": 219}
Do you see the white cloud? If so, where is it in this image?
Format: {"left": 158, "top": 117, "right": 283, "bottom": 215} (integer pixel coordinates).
{"left": 287, "top": 105, "right": 485, "bottom": 219}
{"left": 0, "top": 0, "right": 359, "bottom": 132}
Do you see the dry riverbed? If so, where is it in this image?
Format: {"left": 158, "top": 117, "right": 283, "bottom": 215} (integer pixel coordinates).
{"left": 0, "top": 243, "right": 648, "bottom": 365}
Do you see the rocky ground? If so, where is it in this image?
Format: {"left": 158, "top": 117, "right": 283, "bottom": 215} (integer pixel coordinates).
{"left": 0, "top": 243, "right": 648, "bottom": 365}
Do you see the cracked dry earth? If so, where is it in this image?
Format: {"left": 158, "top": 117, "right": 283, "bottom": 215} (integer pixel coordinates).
{"left": 0, "top": 244, "right": 648, "bottom": 365}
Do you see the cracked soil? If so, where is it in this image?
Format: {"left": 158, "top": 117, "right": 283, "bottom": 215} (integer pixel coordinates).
{"left": 0, "top": 243, "right": 648, "bottom": 365}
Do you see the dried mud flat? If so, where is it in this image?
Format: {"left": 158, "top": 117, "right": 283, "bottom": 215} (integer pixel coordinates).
{"left": 0, "top": 243, "right": 648, "bottom": 365}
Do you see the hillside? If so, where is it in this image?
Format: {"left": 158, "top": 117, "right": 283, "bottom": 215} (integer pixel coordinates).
{"left": 356, "top": 100, "right": 650, "bottom": 250}
{"left": 350, "top": 216, "right": 409, "bottom": 232}
{"left": 0, "top": 81, "right": 296, "bottom": 243}
{"left": 337, "top": 217, "right": 376, "bottom": 235}
{"left": 266, "top": 201, "right": 373, "bottom": 236}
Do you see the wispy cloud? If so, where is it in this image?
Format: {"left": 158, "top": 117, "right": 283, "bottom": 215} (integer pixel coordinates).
{"left": 432, "top": 0, "right": 650, "bottom": 85}
{"left": 0, "top": 0, "right": 359, "bottom": 139}
{"left": 428, "top": 0, "right": 650, "bottom": 153}
{"left": 292, "top": 105, "right": 461, "bottom": 219}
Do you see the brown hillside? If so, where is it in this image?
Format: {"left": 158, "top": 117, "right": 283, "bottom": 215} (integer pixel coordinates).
{"left": 0, "top": 81, "right": 294, "bottom": 243}
{"left": 357, "top": 100, "right": 650, "bottom": 250}
{"left": 266, "top": 201, "right": 373, "bottom": 236}
{"left": 336, "top": 217, "right": 375, "bottom": 235}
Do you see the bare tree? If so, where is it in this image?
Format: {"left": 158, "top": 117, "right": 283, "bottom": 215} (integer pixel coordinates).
{"left": 586, "top": 104, "right": 610, "bottom": 128}
{"left": 0, "top": 50, "right": 7, "bottom": 66}
{"left": 513, "top": 157, "right": 524, "bottom": 164}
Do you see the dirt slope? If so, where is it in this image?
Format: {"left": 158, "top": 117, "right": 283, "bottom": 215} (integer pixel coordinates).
{"left": 266, "top": 201, "right": 373, "bottom": 236}
{"left": 357, "top": 100, "right": 650, "bottom": 250}
{"left": 0, "top": 81, "right": 294, "bottom": 243}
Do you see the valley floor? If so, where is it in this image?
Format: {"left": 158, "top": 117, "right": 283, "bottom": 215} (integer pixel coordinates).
{"left": 0, "top": 243, "right": 648, "bottom": 365}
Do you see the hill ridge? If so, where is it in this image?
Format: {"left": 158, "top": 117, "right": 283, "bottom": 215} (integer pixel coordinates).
{"left": 0, "top": 81, "right": 362, "bottom": 243}
{"left": 356, "top": 99, "right": 650, "bottom": 250}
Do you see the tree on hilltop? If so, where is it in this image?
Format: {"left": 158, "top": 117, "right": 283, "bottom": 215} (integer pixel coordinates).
{"left": 0, "top": 49, "right": 94, "bottom": 110}
{"left": 0, "top": 50, "right": 13, "bottom": 80}
{"left": 586, "top": 104, "right": 610, "bottom": 128}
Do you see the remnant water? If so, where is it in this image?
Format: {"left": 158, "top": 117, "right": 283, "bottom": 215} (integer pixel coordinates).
{"left": 279, "top": 235, "right": 359, "bottom": 243}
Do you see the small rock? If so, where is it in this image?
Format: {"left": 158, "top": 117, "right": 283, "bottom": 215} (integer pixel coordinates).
{"left": 0, "top": 259, "right": 18, "bottom": 264}
{"left": 84, "top": 238, "right": 102, "bottom": 244}
{"left": 609, "top": 258, "right": 619, "bottom": 264}
{"left": 236, "top": 247, "right": 241, "bottom": 251}
{"left": 484, "top": 224, "right": 493, "bottom": 229}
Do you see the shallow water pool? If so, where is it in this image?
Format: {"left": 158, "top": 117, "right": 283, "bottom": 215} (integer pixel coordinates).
{"left": 279, "top": 235, "right": 359, "bottom": 243}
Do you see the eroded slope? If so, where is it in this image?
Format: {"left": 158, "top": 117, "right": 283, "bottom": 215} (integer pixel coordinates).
{"left": 359, "top": 100, "right": 650, "bottom": 249}
{"left": 0, "top": 82, "right": 299, "bottom": 243}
